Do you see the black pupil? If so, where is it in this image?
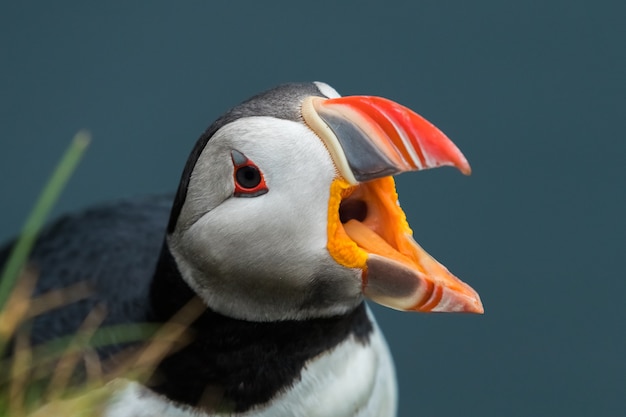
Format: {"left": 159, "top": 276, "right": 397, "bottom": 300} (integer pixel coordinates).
{"left": 236, "top": 166, "right": 261, "bottom": 189}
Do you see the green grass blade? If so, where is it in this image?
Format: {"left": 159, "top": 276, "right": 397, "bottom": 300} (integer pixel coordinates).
{"left": 0, "top": 131, "right": 91, "bottom": 309}
{"left": 0, "top": 322, "right": 162, "bottom": 386}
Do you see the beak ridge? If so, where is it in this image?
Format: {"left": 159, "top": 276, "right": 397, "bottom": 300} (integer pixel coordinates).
{"left": 302, "top": 95, "right": 471, "bottom": 184}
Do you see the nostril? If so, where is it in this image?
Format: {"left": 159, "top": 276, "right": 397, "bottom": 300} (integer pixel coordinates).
{"left": 339, "top": 199, "right": 368, "bottom": 224}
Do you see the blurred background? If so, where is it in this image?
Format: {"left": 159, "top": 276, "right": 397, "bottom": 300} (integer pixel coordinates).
{"left": 1, "top": 1, "right": 625, "bottom": 416}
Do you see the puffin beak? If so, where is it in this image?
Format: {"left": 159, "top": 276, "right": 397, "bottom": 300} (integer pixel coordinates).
{"left": 302, "top": 96, "right": 483, "bottom": 314}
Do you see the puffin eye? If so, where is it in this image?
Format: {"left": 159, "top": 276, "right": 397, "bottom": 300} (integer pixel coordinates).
{"left": 231, "top": 150, "right": 268, "bottom": 197}
{"left": 236, "top": 166, "right": 261, "bottom": 189}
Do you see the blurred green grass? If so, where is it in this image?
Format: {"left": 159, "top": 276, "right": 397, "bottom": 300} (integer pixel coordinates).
{"left": 0, "top": 133, "right": 198, "bottom": 416}
{"left": 0, "top": 131, "right": 90, "bottom": 311}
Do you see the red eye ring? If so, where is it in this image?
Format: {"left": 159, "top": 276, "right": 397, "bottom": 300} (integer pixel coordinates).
{"left": 231, "top": 150, "right": 268, "bottom": 197}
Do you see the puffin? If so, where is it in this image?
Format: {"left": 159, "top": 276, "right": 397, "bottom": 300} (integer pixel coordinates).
{"left": 0, "top": 82, "right": 483, "bottom": 416}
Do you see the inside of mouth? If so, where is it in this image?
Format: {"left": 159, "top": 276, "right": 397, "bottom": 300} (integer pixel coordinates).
{"left": 328, "top": 177, "right": 483, "bottom": 314}
{"left": 331, "top": 177, "right": 416, "bottom": 268}
{"left": 339, "top": 198, "right": 368, "bottom": 223}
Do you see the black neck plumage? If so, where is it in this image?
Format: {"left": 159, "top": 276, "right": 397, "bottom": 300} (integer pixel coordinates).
{"left": 148, "top": 243, "right": 373, "bottom": 413}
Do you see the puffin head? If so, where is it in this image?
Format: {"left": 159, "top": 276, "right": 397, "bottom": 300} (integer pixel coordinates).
{"left": 165, "top": 82, "right": 483, "bottom": 322}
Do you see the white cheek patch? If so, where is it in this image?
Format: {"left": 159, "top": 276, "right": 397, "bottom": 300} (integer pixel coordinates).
{"left": 198, "top": 117, "right": 336, "bottom": 261}
{"left": 219, "top": 117, "right": 337, "bottom": 196}
{"left": 172, "top": 116, "right": 363, "bottom": 320}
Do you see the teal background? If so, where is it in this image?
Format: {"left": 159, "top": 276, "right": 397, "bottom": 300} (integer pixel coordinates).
{"left": 1, "top": 1, "right": 625, "bottom": 416}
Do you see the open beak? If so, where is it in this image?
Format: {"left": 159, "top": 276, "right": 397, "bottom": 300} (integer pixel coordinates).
{"left": 302, "top": 95, "right": 483, "bottom": 314}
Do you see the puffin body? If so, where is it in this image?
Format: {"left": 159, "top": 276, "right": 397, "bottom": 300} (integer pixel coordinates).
{"left": 0, "top": 82, "right": 483, "bottom": 416}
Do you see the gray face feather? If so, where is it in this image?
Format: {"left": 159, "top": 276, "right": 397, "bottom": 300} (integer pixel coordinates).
{"left": 168, "top": 83, "right": 332, "bottom": 233}
{"left": 166, "top": 82, "right": 363, "bottom": 321}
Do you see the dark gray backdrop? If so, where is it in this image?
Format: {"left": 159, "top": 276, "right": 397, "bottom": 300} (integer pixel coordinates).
{"left": 1, "top": 1, "right": 624, "bottom": 416}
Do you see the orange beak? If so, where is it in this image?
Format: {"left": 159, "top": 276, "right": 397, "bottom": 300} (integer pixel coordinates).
{"left": 302, "top": 95, "right": 483, "bottom": 314}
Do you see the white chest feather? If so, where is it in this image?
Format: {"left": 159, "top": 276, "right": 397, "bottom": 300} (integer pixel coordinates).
{"left": 103, "top": 318, "right": 397, "bottom": 417}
